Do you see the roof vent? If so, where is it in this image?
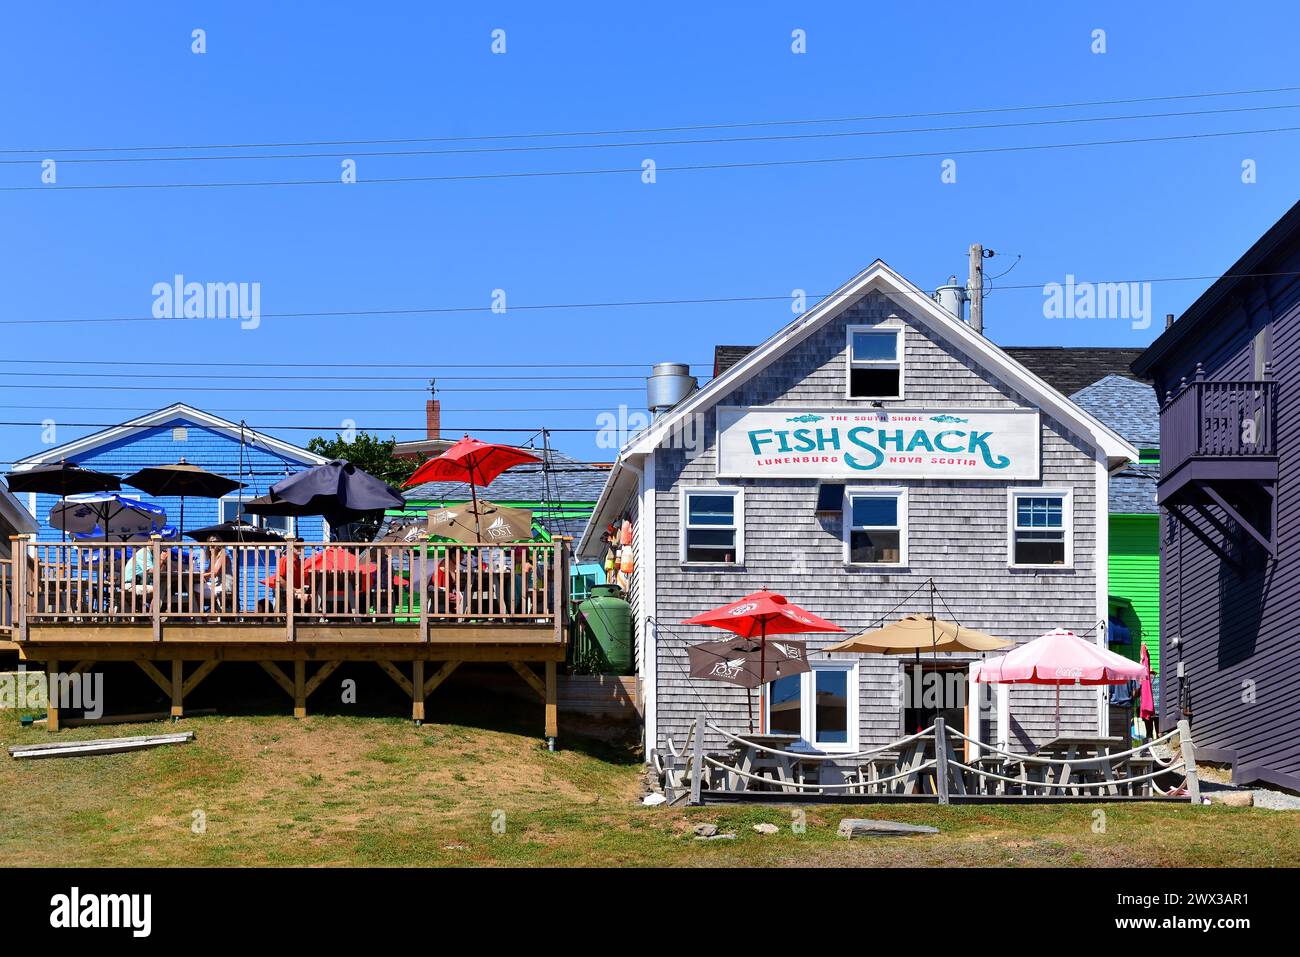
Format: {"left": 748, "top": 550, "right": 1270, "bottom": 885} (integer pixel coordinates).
{"left": 647, "top": 362, "right": 698, "bottom": 417}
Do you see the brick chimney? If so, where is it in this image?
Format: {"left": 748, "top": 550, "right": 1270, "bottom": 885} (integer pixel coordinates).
{"left": 425, "top": 397, "right": 441, "bottom": 439}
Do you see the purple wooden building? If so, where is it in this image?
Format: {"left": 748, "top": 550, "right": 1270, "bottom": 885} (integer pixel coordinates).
{"left": 1133, "top": 201, "right": 1294, "bottom": 791}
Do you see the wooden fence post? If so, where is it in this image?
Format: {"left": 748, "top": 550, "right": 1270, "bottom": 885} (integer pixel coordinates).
{"left": 418, "top": 546, "right": 429, "bottom": 642}
{"left": 13, "top": 535, "right": 28, "bottom": 643}
{"left": 150, "top": 535, "right": 162, "bottom": 641}
{"left": 690, "top": 713, "right": 705, "bottom": 806}
{"left": 1177, "top": 719, "right": 1201, "bottom": 804}
{"left": 934, "top": 717, "right": 950, "bottom": 805}
{"left": 284, "top": 538, "right": 297, "bottom": 642}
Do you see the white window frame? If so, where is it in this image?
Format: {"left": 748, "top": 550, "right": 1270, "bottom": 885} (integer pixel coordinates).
{"left": 1007, "top": 487, "right": 1073, "bottom": 569}
{"left": 764, "top": 659, "right": 860, "bottom": 753}
{"left": 679, "top": 486, "right": 744, "bottom": 565}
{"left": 843, "top": 486, "right": 908, "bottom": 567}
{"left": 218, "top": 495, "right": 295, "bottom": 537}
{"left": 845, "top": 322, "right": 905, "bottom": 400}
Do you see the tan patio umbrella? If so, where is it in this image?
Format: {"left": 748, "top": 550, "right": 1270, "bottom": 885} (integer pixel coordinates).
{"left": 427, "top": 501, "right": 533, "bottom": 544}
{"left": 825, "top": 614, "right": 1012, "bottom": 656}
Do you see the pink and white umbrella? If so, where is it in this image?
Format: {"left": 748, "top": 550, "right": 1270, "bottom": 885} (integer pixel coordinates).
{"left": 975, "top": 627, "right": 1146, "bottom": 735}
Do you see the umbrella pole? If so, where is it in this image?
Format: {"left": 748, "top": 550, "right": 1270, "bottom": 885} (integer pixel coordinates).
{"left": 1056, "top": 684, "right": 1061, "bottom": 737}
{"left": 759, "top": 621, "right": 767, "bottom": 735}
{"left": 468, "top": 461, "right": 482, "bottom": 541}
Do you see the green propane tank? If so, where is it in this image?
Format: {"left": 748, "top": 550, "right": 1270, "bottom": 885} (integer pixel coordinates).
{"left": 577, "top": 584, "right": 633, "bottom": 674}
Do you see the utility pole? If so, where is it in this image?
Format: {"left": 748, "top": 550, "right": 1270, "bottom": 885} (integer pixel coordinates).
{"left": 968, "top": 243, "right": 984, "bottom": 335}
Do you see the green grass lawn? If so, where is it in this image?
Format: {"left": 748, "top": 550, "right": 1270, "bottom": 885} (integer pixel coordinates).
{"left": 2, "top": 702, "right": 1296, "bottom": 867}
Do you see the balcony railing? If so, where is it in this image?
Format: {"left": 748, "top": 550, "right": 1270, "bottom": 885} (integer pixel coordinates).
{"left": 1160, "top": 377, "right": 1277, "bottom": 477}
{"left": 6, "top": 539, "right": 568, "bottom": 639}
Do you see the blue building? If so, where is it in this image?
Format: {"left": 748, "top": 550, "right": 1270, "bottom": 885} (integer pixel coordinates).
{"left": 10, "top": 403, "right": 328, "bottom": 541}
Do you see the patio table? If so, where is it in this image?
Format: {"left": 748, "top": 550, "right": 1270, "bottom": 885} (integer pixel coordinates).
{"left": 726, "top": 733, "right": 803, "bottom": 793}
{"left": 1033, "top": 735, "right": 1127, "bottom": 795}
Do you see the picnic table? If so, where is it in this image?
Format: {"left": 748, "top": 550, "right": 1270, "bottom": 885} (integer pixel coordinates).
{"left": 725, "top": 733, "right": 804, "bottom": 793}
{"left": 1018, "top": 735, "right": 1130, "bottom": 795}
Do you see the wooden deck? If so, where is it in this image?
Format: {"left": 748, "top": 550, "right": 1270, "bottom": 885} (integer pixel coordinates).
{"left": 1, "top": 538, "right": 570, "bottom": 740}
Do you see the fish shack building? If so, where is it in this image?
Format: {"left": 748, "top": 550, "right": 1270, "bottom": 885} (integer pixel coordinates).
{"left": 579, "top": 261, "right": 1137, "bottom": 763}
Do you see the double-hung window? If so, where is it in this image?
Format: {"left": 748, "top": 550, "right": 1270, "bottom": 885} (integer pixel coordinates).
{"left": 844, "top": 489, "right": 906, "bottom": 566}
{"left": 846, "top": 324, "right": 903, "bottom": 399}
{"left": 680, "top": 487, "right": 743, "bottom": 564}
{"left": 766, "top": 660, "right": 859, "bottom": 752}
{"left": 1008, "top": 489, "right": 1071, "bottom": 567}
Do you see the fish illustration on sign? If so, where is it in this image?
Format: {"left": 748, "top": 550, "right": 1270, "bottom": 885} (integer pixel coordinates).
{"left": 929, "top": 414, "right": 969, "bottom": 424}
{"left": 786, "top": 414, "right": 824, "bottom": 424}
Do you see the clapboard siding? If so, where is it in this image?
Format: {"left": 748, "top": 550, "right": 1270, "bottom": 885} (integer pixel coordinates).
{"left": 1147, "top": 237, "right": 1300, "bottom": 789}
{"left": 652, "top": 290, "right": 1103, "bottom": 756}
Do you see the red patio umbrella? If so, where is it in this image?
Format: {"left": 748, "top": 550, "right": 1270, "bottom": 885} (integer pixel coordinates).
{"left": 402, "top": 436, "right": 540, "bottom": 540}
{"left": 683, "top": 591, "right": 843, "bottom": 732}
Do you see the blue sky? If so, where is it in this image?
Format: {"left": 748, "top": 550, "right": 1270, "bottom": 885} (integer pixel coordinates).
{"left": 2, "top": 1, "right": 1299, "bottom": 472}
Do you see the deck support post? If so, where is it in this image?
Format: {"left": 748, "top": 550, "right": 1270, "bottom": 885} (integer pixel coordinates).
{"left": 1177, "top": 719, "right": 1201, "bottom": 804}
{"left": 293, "top": 660, "right": 306, "bottom": 719}
{"left": 170, "top": 659, "right": 184, "bottom": 720}
{"left": 544, "top": 660, "right": 557, "bottom": 750}
{"left": 412, "top": 659, "right": 425, "bottom": 724}
{"left": 45, "top": 658, "right": 60, "bottom": 732}
{"left": 13, "top": 535, "right": 29, "bottom": 643}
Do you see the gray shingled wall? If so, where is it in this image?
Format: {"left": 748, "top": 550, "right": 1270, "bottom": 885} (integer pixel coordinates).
{"left": 649, "top": 290, "right": 1104, "bottom": 757}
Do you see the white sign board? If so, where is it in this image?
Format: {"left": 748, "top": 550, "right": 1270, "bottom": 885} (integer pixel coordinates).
{"left": 716, "top": 407, "right": 1041, "bottom": 480}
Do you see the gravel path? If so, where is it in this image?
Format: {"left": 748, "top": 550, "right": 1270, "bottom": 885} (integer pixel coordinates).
{"left": 1197, "top": 765, "right": 1300, "bottom": 810}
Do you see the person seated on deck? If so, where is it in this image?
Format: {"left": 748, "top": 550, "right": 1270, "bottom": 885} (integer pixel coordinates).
{"left": 426, "top": 557, "right": 463, "bottom": 619}
{"left": 125, "top": 544, "right": 171, "bottom": 606}
{"left": 199, "top": 536, "right": 235, "bottom": 612}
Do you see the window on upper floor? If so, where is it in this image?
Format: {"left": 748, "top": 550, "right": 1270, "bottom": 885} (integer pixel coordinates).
{"left": 843, "top": 489, "right": 907, "bottom": 566}
{"left": 846, "top": 325, "right": 903, "bottom": 399}
{"left": 680, "top": 487, "right": 743, "bottom": 565}
{"left": 1008, "top": 489, "right": 1072, "bottom": 567}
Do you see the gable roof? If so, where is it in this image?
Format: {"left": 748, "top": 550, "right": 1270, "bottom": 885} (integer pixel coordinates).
{"left": 581, "top": 260, "right": 1140, "bottom": 555}
{"left": 10, "top": 403, "right": 330, "bottom": 471}
{"left": 713, "top": 343, "right": 1151, "bottom": 397}
{"left": 1134, "top": 198, "right": 1300, "bottom": 377}
{"left": 1069, "top": 374, "right": 1160, "bottom": 449}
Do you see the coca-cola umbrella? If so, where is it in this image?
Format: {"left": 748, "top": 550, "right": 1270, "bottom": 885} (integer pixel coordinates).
{"left": 403, "top": 436, "right": 540, "bottom": 540}
{"left": 4, "top": 460, "right": 121, "bottom": 543}
{"left": 244, "top": 460, "right": 405, "bottom": 530}
{"left": 123, "top": 458, "right": 244, "bottom": 536}
{"left": 683, "top": 590, "right": 843, "bottom": 732}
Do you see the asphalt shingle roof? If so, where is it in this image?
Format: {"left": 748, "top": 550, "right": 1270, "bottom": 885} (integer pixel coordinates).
{"left": 1069, "top": 374, "right": 1160, "bottom": 449}
{"left": 1110, "top": 466, "right": 1159, "bottom": 514}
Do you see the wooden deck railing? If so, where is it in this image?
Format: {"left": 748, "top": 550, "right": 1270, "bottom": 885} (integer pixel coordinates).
{"left": 7, "top": 538, "right": 568, "bottom": 637}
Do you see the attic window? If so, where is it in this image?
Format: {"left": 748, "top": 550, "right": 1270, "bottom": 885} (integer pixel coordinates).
{"left": 846, "top": 325, "right": 903, "bottom": 399}
{"left": 172, "top": 427, "right": 188, "bottom": 442}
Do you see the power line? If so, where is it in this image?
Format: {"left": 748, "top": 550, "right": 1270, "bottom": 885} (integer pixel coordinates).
{"left": 0, "top": 404, "right": 620, "bottom": 414}
{"left": 12, "top": 101, "right": 1300, "bottom": 165}
{"left": 0, "top": 384, "right": 643, "bottom": 393}
{"left": 6, "top": 123, "right": 1300, "bottom": 193}
{"left": 0, "top": 358, "right": 710, "bottom": 369}
{"left": 7, "top": 82, "right": 1298, "bottom": 153}
{"left": 0, "top": 370, "right": 689, "bottom": 383}
{"left": 3, "top": 267, "right": 1299, "bottom": 329}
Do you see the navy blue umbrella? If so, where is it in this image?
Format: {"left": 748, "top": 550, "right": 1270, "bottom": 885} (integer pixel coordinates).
{"left": 244, "top": 460, "right": 404, "bottom": 529}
